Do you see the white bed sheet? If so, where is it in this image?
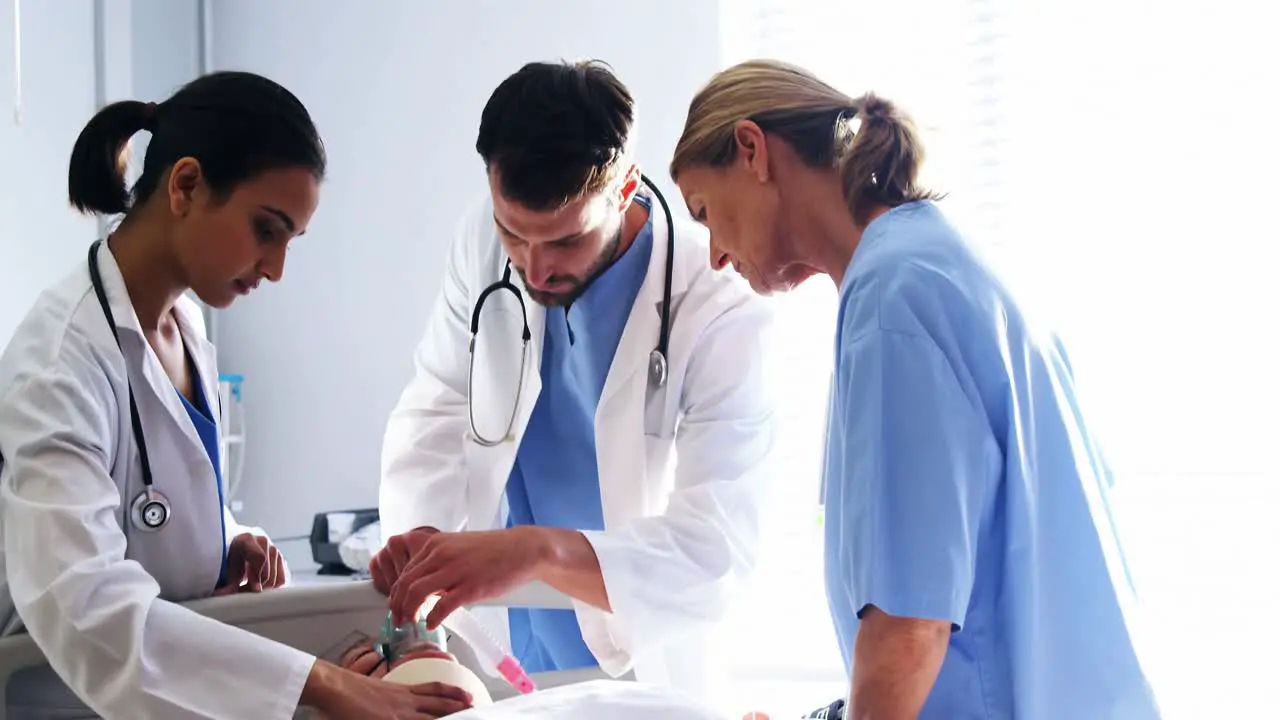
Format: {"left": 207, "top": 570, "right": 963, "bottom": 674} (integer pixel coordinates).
{"left": 451, "top": 680, "right": 731, "bottom": 719}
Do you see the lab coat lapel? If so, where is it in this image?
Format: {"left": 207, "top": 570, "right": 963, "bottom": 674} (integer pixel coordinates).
{"left": 94, "top": 246, "right": 206, "bottom": 455}
{"left": 595, "top": 196, "right": 671, "bottom": 527}
{"left": 498, "top": 260, "right": 546, "bottom": 446}
{"left": 464, "top": 254, "right": 545, "bottom": 532}
{"left": 173, "top": 304, "right": 221, "bottom": 421}
{"left": 599, "top": 197, "right": 669, "bottom": 409}
{"left": 91, "top": 245, "right": 226, "bottom": 598}
{"left": 461, "top": 247, "right": 548, "bottom": 652}
{"left": 514, "top": 267, "right": 547, "bottom": 396}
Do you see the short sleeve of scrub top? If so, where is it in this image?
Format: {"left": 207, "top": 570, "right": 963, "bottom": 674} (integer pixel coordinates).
{"left": 827, "top": 326, "right": 1000, "bottom": 629}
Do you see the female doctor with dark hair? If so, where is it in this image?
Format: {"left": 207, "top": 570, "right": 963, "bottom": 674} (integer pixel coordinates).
{"left": 0, "top": 71, "right": 470, "bottom": 719}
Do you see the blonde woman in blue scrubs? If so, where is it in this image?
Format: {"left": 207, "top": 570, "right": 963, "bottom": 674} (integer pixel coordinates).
{"left": 668, "top": 59, "right": 1164, "bottom": 719}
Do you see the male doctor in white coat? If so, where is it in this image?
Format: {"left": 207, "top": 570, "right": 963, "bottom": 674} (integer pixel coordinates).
{"left": 370, "top": 60, "right": 777, "bottom": 700}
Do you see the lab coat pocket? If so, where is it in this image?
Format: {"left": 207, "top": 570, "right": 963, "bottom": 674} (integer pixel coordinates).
{"left": 460, "top": 423, "right": 521, "bottom": 533}
{"left": 644, "top": 433, "right": 677, "bottom": 500}
{"left": 642, "top": 382, "right": 675, "bottom": 439}
{"left": 643, "top": 387, "right": 677, "bottom": 499}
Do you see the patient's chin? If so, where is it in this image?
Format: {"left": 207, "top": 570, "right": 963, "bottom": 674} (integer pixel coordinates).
{"left": 382, "top": 657, "right": 494, "bottom": 706}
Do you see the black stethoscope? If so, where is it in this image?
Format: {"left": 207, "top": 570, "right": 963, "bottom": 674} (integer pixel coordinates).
{"left": 87, "top": 240, "right": 172, "bottom": 532}
{"left": 466, "top": 174, "right": 677, "bottom": 447}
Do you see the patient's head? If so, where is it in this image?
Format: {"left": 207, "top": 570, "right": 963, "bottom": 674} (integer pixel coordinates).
{"left": 339, "top": 636, "right": 495, "bottom": 706}
{"left": 339, "top": 637, "right": 456, "bottom": 679}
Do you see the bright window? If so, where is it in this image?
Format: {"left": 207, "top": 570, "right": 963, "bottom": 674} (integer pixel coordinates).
{"left": 712, "top": 1, "right": 1278, "bottom": 718}
{"left": 712, "top": 0, "right": 1007, "bottom": 714}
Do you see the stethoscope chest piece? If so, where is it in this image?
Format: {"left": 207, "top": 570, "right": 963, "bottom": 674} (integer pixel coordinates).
{"left": 648, "top": 349, "right": 669, "bottom": 388}
{"left": 131, "top": 487, "right": 172, "bottom": 532}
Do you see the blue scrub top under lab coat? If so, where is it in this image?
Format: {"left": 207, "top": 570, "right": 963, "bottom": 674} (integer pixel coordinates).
{"left": 505, "top": 198, "right": 654, "bottom": 672}
{"left": 823, "top": 201, "right": 1161, "bottom": 718}
{"left": 176, "top": 361, "right": 228, "bottom": 589}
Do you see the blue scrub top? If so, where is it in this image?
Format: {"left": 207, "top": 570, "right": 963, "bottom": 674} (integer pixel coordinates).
{"left": 823, "top": 201, "right": 1161, "bottom": 718}
{"left": 505, "top": 198, "right": 654, "bottom": 672}
{"left": 176, "top": 359, "right": 228, "bottom": 589}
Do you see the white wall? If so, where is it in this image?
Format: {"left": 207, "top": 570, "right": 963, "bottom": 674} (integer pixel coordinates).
{"left": 129, "top": 0, "right": 201, "bottom": 99}
{"left": 0, "top": 1, "right": 99, "bottom": 341}
{"left": 208, "top": 0, "right": 725, "bottom": 561}
{"left": 0, "top": 0, "right": 201, "bottom": 343}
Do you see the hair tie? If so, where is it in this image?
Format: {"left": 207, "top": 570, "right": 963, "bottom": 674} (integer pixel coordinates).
{"left": 142, "top": 102, "right": 158, "bottom": 131}
{"left": 840, "top": 108, "right": 863, "bottom": 138}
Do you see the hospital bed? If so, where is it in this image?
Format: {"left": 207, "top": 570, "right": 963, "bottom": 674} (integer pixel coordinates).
{"left": 0, "top": 579, "right": 625, "bottom": 719}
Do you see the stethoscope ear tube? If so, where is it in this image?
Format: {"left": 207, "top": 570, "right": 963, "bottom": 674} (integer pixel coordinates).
{"left": 466, "top": 333, "right": 528, "bottom": 447}
{"left": 640, "top": 173, "right": 677, "bottom": 384}
{"left": 467, "top": 261, "right": 531, "bottom": 446}
{"left": 469, "top": 263, "right": 531, "bottom": 342}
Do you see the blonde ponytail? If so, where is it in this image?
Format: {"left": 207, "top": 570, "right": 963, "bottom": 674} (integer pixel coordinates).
{"left": 671, "top": 60, "right": 940, "bottom": 226}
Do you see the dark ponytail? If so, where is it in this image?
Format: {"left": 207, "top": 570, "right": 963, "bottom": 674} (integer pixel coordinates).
{"left": 66, "top": 71, "right": 325, "bottom": 219}
{"left": 839, "top": 93, "right": 942, "bottom": 225}
{"left": 67, "top": 100, "right": 155, "bottom": 215}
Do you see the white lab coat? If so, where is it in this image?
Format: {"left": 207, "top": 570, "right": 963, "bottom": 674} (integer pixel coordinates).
{"left": 0, "top": 243, "right": 314, "bottom": 719}
{"left": 379, "top": 189, "right": 778, "bottom": 700}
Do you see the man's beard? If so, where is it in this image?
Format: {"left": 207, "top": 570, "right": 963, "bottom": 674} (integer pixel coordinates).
{"left": 517, "top": 221, "right": 625, "bottom": 308}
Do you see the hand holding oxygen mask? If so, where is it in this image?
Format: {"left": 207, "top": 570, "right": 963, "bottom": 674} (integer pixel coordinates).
{"left": 382, "top": 527, "right": 545, "bottom": 630}
{"left": 369, "top": 525, "right": 440, "bottom": 595}
{"left": 376, "top": 598, "right": 536, "bottom": 696}
{"left": 335, "top": 615, "right": 487, "bottom": 714}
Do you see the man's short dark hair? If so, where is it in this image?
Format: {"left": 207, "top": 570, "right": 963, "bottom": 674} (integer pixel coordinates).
{"left": 476, "top": 59, "right": 635, "bottom": 211}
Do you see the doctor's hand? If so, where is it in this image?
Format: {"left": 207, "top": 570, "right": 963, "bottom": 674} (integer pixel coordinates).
{"left": 388, "top": 527, "right": 547, "bottom": 628}
{"left": 214, "top": 532, "right": 287, "bottom": 595}
{"left": 303, "top": 659, "right": 472, "bottom": 719}
{"left": 370, "top": 526, "right": 441, "bottom": 595}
